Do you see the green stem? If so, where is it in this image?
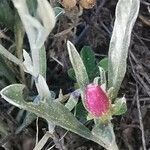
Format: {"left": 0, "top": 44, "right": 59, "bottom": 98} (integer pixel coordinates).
{"left": 0, "top": 44, "right": 24, "bottom": 69}
{"left": 14, "top": 13, "right": 26, "bottom": 84}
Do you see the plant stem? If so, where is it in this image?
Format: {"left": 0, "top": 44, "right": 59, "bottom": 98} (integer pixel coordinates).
{"left": 0, "top": 44, "right": 24, "bottom": 69}
{"left": 14, "top": 13, "right": 26, "bottom": 84}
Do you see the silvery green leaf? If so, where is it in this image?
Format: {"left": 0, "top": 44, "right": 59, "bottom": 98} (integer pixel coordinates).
{"left": 37, "top": 0, "right": 56, "bottom": 38}
{"left": 98, "top": 66, "right": 106, "bottom": 91}
{"left": 39, "top": 46, "right": 46, "bottom": 78}
{"left": 23, "top": 47, "right": 45, "bottom": 82}
{"left": 65, "top": 90, "right": 80, "bottom": 111}
{"left": 12, "top": 0, "right": 56, "bottom": 76}
{"left": 54, "top": 7, "right": 65, "bottom": 18}
{"left": 0, "top": 44, "right": 24, "bottom": 68}
{"left": 93, "top": 77, "right": 100, "bottom": 85}
{"left": 107, "top": 87, "right": 115, "bottom": 101}
{"left": 11, "top": 0, "right": 35, "bottom": 47}
{"left": 12, "top": 0, "right": 56, "bottom": 49}
{"left": 36, "top": 75, "right": 51, "bottom": 99}
{"left": 92, "top": 122, "right": 119, "bottom": 150}
{"left": 67, "top": 41, "right": 89, "bottom": 90}
{"left": 1, "top": 84, "right": 108, "bottom": 149}
{"left": 12, "top": 0, "right": 40, "bottom": 76}
{"left": 112, "top": 97, "right": 127, "bottom": 115}
{"left": 108, "top": 0, "right": 140, "bottom": 98}
{"left": 23, "top": 49, "right": 34, "bottom": 75}
{"left": 87, "top": 113, "right": 93, "bottom": 121}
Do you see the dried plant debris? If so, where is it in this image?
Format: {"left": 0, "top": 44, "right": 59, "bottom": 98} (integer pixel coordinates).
{"left": 60, "top": 0, "right": 96, "bottom": 9}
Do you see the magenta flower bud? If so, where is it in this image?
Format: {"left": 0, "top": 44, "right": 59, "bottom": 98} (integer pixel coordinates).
{"left": 84, "top": 84, "right": 110, "bottom": 118}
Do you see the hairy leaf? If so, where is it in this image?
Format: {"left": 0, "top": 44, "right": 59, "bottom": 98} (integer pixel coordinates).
{"left": 0, "top": 44, "right": 24, "bottom": 68}
{"left": 108, "top": 0, "right": 140, "bottom": 98}
{"left": 1, "top": 84, "right": 108, "bottom": 149}
{"left": 67, "top": 41, "right": 89, "bottom": 90}
{"left": 65, "top": 90, "right": 80, "bottom": 111}
{"left": 12, "top": 0, "right": 56, "bottom": 76}
{"left": 92, "top": 121, "right": 118, "bottom": 150}
{"left": 80, "top": 46, "right": 98, "bottom": 81}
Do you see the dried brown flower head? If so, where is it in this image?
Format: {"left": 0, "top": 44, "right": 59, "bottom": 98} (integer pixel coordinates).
{"left": 61, "top": 0, "right": 77, "bottom": 9}
{"left": 61, "top": 0, "right": 96, "bottom": 9}
{"left": 79, "top": 0, "right": 96, "bottom": 9}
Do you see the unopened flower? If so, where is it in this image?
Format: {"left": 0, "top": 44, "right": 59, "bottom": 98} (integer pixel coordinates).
{"left": 84, "top": 84, "right": 110, "bottom": 118}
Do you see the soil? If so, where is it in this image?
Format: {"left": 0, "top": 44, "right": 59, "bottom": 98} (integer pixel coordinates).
{"left": 0, "top": 0, "right": 150, "bottom": 150}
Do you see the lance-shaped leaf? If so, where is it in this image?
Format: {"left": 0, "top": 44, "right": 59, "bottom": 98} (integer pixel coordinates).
{"left": 23, "top": 50, "right": 34, "bottom": 75}
{"left": 67, "top": 41, "right": 89, "bottom": 90}
{"left": 35, "top": 75, "right": 52, "bottom": 100}
{"left": 0, "top": 44, "right": 24, "bottom": 68}
{"left": 1, "top": 84, "right": 110, "bottom": 149}
{"left": 65, "top": 90, "right": 80, "bottom": 111}
{"left": 108, "top": 0, "right": 140, "bottom": 98}
{"left": 80, "top": 46, "right": 98, "bottom": 81}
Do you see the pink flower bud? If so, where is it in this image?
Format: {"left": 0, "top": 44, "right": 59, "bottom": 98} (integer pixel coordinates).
{"left": 84, "top": 84, "right": 110, "bottom": 118}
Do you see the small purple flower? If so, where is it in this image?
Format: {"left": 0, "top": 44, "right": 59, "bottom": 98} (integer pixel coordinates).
{"left": 84, "top": 84, "right": 110, "bottom": 118}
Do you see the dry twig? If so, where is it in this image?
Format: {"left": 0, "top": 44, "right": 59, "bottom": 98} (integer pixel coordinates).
{"left": 135, "top": 85, "right": 146, "bottom": 150}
